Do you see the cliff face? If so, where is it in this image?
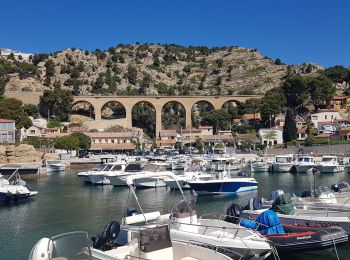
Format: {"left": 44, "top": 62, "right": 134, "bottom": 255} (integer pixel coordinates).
{"left": 2, "top": 44, "right": 323, "bottom": 95}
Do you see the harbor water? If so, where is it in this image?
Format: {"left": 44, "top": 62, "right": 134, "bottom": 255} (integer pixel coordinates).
{"left": 1, "top": 168, "right": 350, "bottom": 260}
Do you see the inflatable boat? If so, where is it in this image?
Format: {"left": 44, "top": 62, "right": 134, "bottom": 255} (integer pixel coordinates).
{"left": 265, "top": 223, "right": 348, "bottom": 252}
{"left": 225, "top": 204, "right": 349, "bottom": 253}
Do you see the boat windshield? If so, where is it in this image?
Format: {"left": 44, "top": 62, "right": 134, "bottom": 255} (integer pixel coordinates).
{"left": 298, "top": 157, "right": 313, "bottom": 162}
{"left": 103, "top": 164, "right": 114, "bottom": 171}
{"left": 110, "top": 165, "right": 123, "bottom": 171}
{"left": 125, "top": 163, "right": 142, "bottom": 172}
{"left": 47, "top": 161, "right": 61, "bottom": 165}
{"left": 314, "top": 186, "right": 333, "bottom": 197}
{"left": 276, "top": 157, "right": 292, "bottom": 163}
{"left": 143, "top": 164, "right": 167, "bottom": 172}
{"left": 94, "top": 164, "right": 106, "bottom": 171}
{"left": 322, "top": 157, "right": 335, "bottom": 162}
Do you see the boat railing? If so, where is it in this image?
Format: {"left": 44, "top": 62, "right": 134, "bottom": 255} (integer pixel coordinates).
{"left": 217, "top": 213, "right": 269, "bottom": 232}
{"left": 122, "top": 224, "right": 245, "bottom": 259}
{"left": 6, "top": 168, "right": 20, "bottom": 183}
{"left": 185, "top": 239, "right": 244, "bottom": 259}
{"left": 168, "top": 219, "right": 253, "bottom": 239}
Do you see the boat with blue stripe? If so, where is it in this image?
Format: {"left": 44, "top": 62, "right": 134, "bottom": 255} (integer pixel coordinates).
{"left": 189, "top": 177, "right": 257, "bottom": 195}
{"left": 188, "top": 158, "right": 258, "bottom": 195}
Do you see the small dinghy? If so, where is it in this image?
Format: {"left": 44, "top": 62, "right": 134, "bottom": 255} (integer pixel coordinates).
{"left": 265, "top": 223, "right": 348, "bottom": 252}
{"left": 225, "top": 204, "right": 349, "bottom": 253}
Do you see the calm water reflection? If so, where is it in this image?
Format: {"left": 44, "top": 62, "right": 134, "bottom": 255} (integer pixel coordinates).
{"left": 0, "top": 169, "right": 350, "bottom": 259}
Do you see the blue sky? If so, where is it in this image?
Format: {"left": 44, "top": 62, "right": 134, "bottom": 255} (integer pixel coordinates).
{"left": 1, "top": 0, "right": 349, "bottom": 67}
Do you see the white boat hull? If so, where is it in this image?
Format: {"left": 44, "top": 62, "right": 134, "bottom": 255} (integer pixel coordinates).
{"left": 134, "top": 178, "right": 166, "bottom": 188}
{"left": 165, "top": 179, "right": 191, "bottom": 190}
{"left": 271, "top": 163, "right": 293, "bottom": 172}
{"left": 46, "top": 165, "right": 65, "bottom": 172}
{"left": 316, "top": 165, "right": 344, "bottom": 173}
{"left": 295, "top": 164, "right": 316, "bottom": 173}
{"left": 89, "top": 174, "right": 111, "bottom": 185}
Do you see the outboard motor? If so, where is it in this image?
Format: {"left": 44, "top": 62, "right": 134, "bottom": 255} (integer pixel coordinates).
{"left": 126, "top": 208, "right": 140, "bottom": 216}
{"left": 92, "top": 221, "right": 121, "bottom": 251}
{"left": 224, "top": 203, "right": 241, "bottom": 224}
{"left": 247, "top": 197, "right": 262, "bottom": 210}
{"left": 268, "top": 190, "right": 285, "bottom": 201}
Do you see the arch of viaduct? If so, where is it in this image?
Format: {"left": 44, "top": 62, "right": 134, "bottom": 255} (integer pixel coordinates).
{"left": 73, "top": 95, "right": 262, "bottom": 135}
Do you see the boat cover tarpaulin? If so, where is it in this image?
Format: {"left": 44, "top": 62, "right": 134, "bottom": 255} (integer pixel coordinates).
{"left": 240, "top": 210, "right": 285, "bottom": 235}
{"left": 271, "top": 193, "right": 294, "bottom": 215}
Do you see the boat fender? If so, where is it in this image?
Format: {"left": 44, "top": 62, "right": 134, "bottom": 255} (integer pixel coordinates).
{"left": 224, "top": 203, "right": 241, "bottom": 224}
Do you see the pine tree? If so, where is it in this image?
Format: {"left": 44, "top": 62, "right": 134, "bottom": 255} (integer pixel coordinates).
{"left": 283, "top": 108, "right": 297, "bottom": 142}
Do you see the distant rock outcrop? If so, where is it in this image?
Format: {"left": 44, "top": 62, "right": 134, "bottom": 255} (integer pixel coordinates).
{"left": 1, "top": 44, "right": 324, "bottom": 95}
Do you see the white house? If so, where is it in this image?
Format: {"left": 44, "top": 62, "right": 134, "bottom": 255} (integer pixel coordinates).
{"left": 310, "top": 109, "right": 341, "bottom": 127}
{"left": 258, "top": 128, "right": 283, "bottom": 147}
{"left": 20, "top": 125, "right": 44, "bottom": 141}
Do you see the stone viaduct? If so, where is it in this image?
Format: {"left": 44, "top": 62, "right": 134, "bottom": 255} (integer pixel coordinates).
{"left": 4, "top": 91, "right": 262, "bottom": 135}
{"left": 72, "top": 95, "right": 262, "bottom": 135}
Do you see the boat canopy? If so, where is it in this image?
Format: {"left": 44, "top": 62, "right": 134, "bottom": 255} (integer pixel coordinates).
{"left": 314, "top": 186, "right": 333, "bottom": 197}
{"left": 125, "top": 163, "right": 142, "bottom": 172}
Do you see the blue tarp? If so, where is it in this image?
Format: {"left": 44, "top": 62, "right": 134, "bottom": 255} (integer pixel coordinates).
{"left": 240, "top": 209, "right": 285, "bottom": 235}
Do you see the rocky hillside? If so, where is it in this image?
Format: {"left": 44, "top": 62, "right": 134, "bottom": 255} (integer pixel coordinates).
{"left": 1, "top": 44, "right": 323, "bottom": 95}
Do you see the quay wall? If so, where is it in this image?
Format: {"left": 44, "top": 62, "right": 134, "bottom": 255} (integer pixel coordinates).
{"left": 264, "top": 144, "right": 350, "bottom": 158}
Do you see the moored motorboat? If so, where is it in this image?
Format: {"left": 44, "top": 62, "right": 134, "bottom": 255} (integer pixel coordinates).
{"left": 250, "top": 158, "right": 270, "bottom": 173}
{"left": 265, "top": 224, "right": 348, "bottom": 252}
{"left": 164, "top": 164, "right": 212, "bottom": 190}
{"left": 240, "top": 193, "right": 350, "bottom": 234}
{"left": 271, "top": 154, "right": 294, "bottom": 172}
{"left": 315, "top": 155, "right": 344, "bottom": 173}
{"left": 29, "top": 226, "right": 234, "bottom": 260}
{"left": 225, "top": 205, "right": 348, "bottom": 253}
{"left": 188, "top": 176, "right": 258, "bottom": 195}
{"left": 106, "top": 163, "right": 143, "bottom": 186}
{"left": 77, "top": 161, "right": 127, "bottom": 185}
{"left": 131, "top": 162, "right": 171, "bottom": 188}
{"left": 0, "top": 172, "right": 38, "bottom": 205}
{"left": 45, "top": 160, "right": 66, "bottom": 173}
{"left": 292, "top": 154, "right": 316, "bottom": 173}
{"left": 115, "top": 173, "right": 273, "bottom": 259}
